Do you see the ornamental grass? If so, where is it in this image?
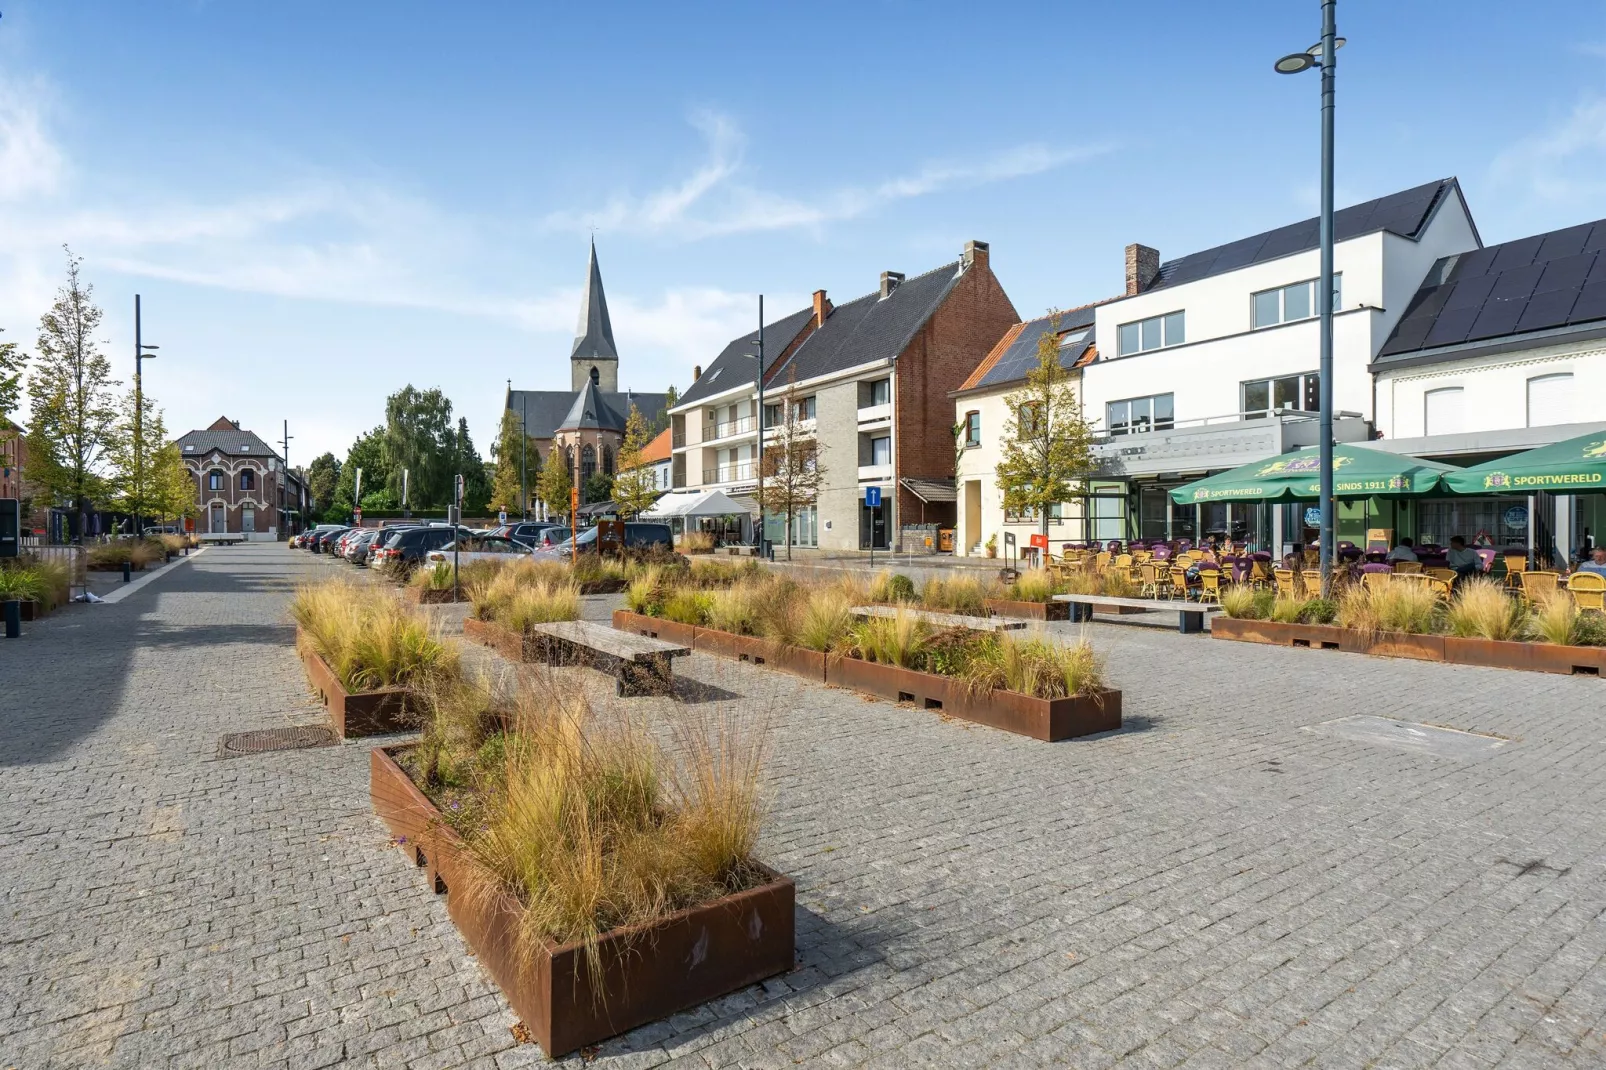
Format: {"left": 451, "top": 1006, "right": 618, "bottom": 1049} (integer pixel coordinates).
{"left": 676, "top": 530, "right": 715, "bottom": 552}
{"left": 797, "top": 587, "right": 854, "bottom": 652}
{"left": 471, "top": 561, "right": 580, "bottom": 632}
{"left": 1528, "top": 588, "right": 1578, "bottom": 646}
{"left": 959, "top": 632, "right": 1105, "bottom": 700}
{"left": 866, "top": 570, "right": 916, "bottom": 604}
{"left": 1219, "top": 584, "right": 1262, "bottom": 619}
{"left": 847, "top": 608, "right": 929, "bottom": 668}
{"left": 1445, "top": 578, "right": 1526, "bottom": 641}
{"left": 923, "top": 574, "right": 993, "bottom": 615}
{"left": 1005, "top": 569, "right": 1056, "bottom": 605}
{"left": 291, "top": 578, "right": 458, "bottom": 692}
{"left": 0, "top": 565, "right": 46, "bottom": 602}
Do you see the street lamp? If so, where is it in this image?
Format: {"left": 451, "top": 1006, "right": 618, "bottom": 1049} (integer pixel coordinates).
{"left": 134, "top": 295, "right": 161, "bottom": 537}
{"left": 1275, "top": 3, "right": 1342, "bottom": 597}
{"left": 749, "top": 295, "right": 765, "bottom": 557}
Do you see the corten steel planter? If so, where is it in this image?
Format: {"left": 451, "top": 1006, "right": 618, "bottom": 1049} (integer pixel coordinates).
{"left": 402, "top": 586, "right": 464, "bottom": 605}
{"left": 1212, "top": 617, "right": 1606, "bottom": 677}
{"left": 824, "top": 655, "right": 1121, "bottom": 742}
{"left": 297, "top": 636, "right": 414, "bottom": 738}
{"left": 1209, "top": 617, "right": 1353, "bottom": 651}
{"left": 1443, "top": 636, "right": 1606, "bottom": 676}
{"left": 691, "top": 627, "right": 828, "bottom": 683}
{"left": 462, "top": 616, "right": 539, "bottom": 662}
{"left": 370, "top": 745, "right": 795, "bottom": 1059}
{"left": 985, "top": 597, "right": 1070, "bottom": 622}
{"left": 612, "top": 610, "right": 699, "bottom": 648}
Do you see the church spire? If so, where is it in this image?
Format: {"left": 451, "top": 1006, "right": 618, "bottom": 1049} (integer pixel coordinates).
{"left": 571, "top": 238, "right": 619, "bottom": 363}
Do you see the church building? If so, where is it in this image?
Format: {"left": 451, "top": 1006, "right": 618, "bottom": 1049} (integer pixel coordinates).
{"left": 504, "top": 241, "right": 668, "bottom": 510}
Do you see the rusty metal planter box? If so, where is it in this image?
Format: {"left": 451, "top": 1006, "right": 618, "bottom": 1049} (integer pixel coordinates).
{"left": 823, "top": 655, "right": 1121, "bottom": 741}
{"left": 462, "top": 616, "right": 538, "bottom": 662}
{"left": 612, "top": 610, "right": 699, "bottom": 648}
{"left": 691, "top": 627, "right": 828, "bottom": 682}
{"left": 297, "top": 636, "right": 413, "bottom": 737}
{"left": 1213, "top": 617, "right": 1606, "bottom": 677}
{"left": 370, "top": 745, "right": 795, "bottom": 1058}
{"left": 984, "top": 597, "right": 1069, "bottom": 622}
{"left": 1442, "top": 636, "right": 1606, "bottom": 676}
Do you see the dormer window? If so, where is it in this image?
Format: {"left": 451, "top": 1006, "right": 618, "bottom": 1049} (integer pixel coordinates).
{"left": 240, "top": 444, "right": 250, "bottom": 452}
{"left": 184, "top": 444, "right": 194, "bottom": 452}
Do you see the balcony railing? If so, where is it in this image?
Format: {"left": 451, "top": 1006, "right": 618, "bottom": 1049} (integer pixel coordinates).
{"left": 671, "top": 430, "right": 686, "bottom": 448}
{"left": 857, "top": 402, "right": 892, "bottom": 423}
{"left": 703, "top": 462, "right": 756, "bottom": 484}
{"left": 702, "top": 416, "right": 756, "bottom": 441}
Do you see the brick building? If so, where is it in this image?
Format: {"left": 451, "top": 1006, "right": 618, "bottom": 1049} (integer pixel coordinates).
{"left": 178, "top": 417, "right": 298, "bottom": 540}
{"left": 1, "top": 420, "right": 24, "bottom": 501}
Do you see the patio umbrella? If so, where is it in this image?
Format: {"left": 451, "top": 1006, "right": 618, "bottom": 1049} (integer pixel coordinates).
{"left": 1442, "top": 428, "right": 1606, "bottom": 495}
{"left": 1169, "top": 444, "right": 1460, "bottom": 505}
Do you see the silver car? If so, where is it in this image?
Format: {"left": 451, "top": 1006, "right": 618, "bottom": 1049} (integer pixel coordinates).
{"left": 344, "top": 528, "right": 382, "bottom": 565}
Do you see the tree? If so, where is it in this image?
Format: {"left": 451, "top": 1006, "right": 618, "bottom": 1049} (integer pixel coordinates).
{"left": 489, "top": 410, "right": 539, "bottom": 516}
{"left": 327, "top": 428, "right": 385, "bottom": 521}
{"left": 611, "top": 405, "right": 659, "bottom": 519}
{"left": 382, "top": 385, "right": 455, "bottom": 508}
{"left": 755, "top": 373, "right": 826, "bottom": 560}
{"left": 649, "top": 385, "right": 678, "bottom": 435}
{"left": 150, "top": 440, "right": 197, "bottom": 526}
{"left": 538, "top": 447, "right": 573, "bottom": 518}
{"left": 24, "top": 249, "right": 122, "bottom": 540}
{"left": 105, "top": 389, "right": 169, "bottom": 526}
{"left": 305, "top": 452, "right": 341, "bottom": 515}
{"left": 0, "top": 326, "right": 23, "bottom": 427}
{"left": 584, "top": 471, "right": 614, "bottom": 506}
{"left": 452, "top": 417, "right": 491, "bottom": 514}
{"left": 995, "top": 317, "right": 1094, "bottom": 540}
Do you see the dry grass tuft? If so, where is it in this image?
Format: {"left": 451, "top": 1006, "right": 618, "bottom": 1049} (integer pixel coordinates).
{"left": 1446, "top": 578, "right": 1525, "bottom": 641}
{"left": 291, "top": 578, "right": 458, "bottom": 691}
{"left": 848, "top": 608, "right": 928, "bottom": 667}
{"left": 923, "top": 574, "right": 992, "bottom": 615}
{"left": 1529, "top": 588, "right": 1578, "bottom": 646}
{"left": 797, "top": 586, "right": 854, "bottom": 652}
{"left": 1007, "top": 569, "right": 1056, "bottom": 605}
{"left": 960, "top": 631, "right": 1105, "bottom": 699}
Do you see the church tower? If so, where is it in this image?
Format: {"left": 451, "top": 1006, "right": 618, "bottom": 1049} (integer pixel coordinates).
{"left": 570, "top": 239, "right": 620, "bottom": 392}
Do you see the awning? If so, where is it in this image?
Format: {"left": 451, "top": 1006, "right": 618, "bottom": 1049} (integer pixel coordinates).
{"left": 1169, "top": 444, "right": 1460, "bottom": 505}
{"left": 900, "top": 477, "right": 957, "bottom": 503}
{"left": 642, "top": 489, "right": 757, "bottom": 519}
{"left": 1443, "top": 429, "right": 1606, "bottom": 495}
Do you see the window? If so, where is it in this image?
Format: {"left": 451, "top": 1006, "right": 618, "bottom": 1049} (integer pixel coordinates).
{"left": 580, "top": 444, "right": 597, "bottom": 484}
{"left": 870, "top": 436, "right": 891, "bottom": 466}
{"left": 1424, "top": 387, "right": 1464, "bottom": 436}
{"left": 207, "top": 469, "right": 223, "bottom": 491}
{"left": 792, "top": 395, "right": 817, "bottom": 421}
{"left": 1242, "top": 372, "right": 1320, "bottom": 418}
{"left": 241, "top": 506, "right": 255, "bottom": 533}
{"left": 963, "top": 411, "right": 981, "bottom": 447}
{"left": 866, "top": 378, "right": 890, "bottom": 406}
{"left": 1527, "top": 373, "right": 1573, "bottom": 427}
{"left": 1252, "top": 275, "right": 1342, "bottom": 329}
{"left": 763, "top": 403, "right": 781, "bottom": 428}
{"left": 239, "top": 469, "right": 256, "bottom": 492}
{"left": 791, "top": 505, "right": 818, "bottom": 548}
{"left": 1116, "top": 311, "right": 1185, "bottom": 356}
{"left": 602, "top": 445, "right": 614, "bottom": 476}
{"left": 1105, "top": 393, "right": 1175, "bottom": 436}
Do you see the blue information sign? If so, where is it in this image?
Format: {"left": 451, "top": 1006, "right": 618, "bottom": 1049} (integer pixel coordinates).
{"left": 864, "top": 486, "right": 882, "bottom": 508}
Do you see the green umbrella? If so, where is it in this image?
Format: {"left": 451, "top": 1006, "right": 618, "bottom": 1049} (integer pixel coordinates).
{"left": 1169, "top": 444, "right": 1460, "bottom": 505}
{"left": 1443, "top": 429, "right": 1606, "bottom": 495}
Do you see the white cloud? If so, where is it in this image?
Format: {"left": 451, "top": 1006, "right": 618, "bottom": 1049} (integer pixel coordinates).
{"left": 1490, "top": 96, "right": 1606, "bottom": 205}
{"left": 1574, "top": 42, "right": 1606, "bottom": 59}
{"left": 543, "top": 111, "right": 1108, "bottom": 239}
{"left": 0, "top": 77, "right": 64, "bottom": 203}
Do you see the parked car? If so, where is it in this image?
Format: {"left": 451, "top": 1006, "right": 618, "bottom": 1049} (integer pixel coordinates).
{"left": 365, "top": 526, "right": 419, "bottom": 571}
{"left": 343, "top": 529, "right": 383, "bottom": 565}
{"left": 536, "top": 523, "right": 672, "bottom": 559}
{"left": 423, "top": 534, "right": 535, "bottom": 567}
{"left": 494, "top": 521, "right": 569, "bottom": 548}
{"left": 301, "top": 524, "right": 346, "bottom": 550}
{"left": 314, "top": 527, "right": 351, "bottom": 553}
{"left": 377, "top": 525, "right": 476, "bottom": 577}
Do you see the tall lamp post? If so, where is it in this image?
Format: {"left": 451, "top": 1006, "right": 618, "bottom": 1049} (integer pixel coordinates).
{"left": 751, "top": 295, "right": 765, "bottom": 556}
{"left": 279, "top": 421, "right": 294, "bottom": 535}
{"left": 133, "top": 295, "right": 161, "bottom": 536}
{"left": 1275, "top": 2, "right": 1342, "bottom": 597}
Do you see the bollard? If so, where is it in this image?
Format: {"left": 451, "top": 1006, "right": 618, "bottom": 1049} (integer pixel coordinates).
{"left": 3, "top": 599, "right": 19, "bottom": 639}
{"left": 122, "top": 561, "right": 131, "bottom": 582}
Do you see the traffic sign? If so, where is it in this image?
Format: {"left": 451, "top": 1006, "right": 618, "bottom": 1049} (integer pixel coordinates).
{"left": 864, "top": 486, "right": 881, "bottom": 508}
{"left": 498, "top": 510, "right": 508, "bottom": 525}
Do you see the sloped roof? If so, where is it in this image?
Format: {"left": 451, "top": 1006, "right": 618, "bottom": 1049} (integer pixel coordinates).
{"left": 508, "top": 388, "right": 668, "bottom": 440}
{"left": 1146, "top": 178, "right": 1463, "bottom": 292}
{"left": 638, "top": 427, "right": 672, "bottom": 464}
{"left": 675, "top": 304, "right": 816, "bottom": 409}
{"left": 176, "top": 427, "right": 277, "bottom": 459}
{"left": 955, "top": 299, "right": 1113, "bottom": 394}
{"left": 766, "top": 261, "right": 965, "bottom": 386}
{"left": 1375, "top": 216, "right": 1606, "bottom": 363}
{"left": 571, "top": 239, "right": 619, "bottom": 362}
{"left": 558, "top": 380, "right": 626, "bottom": 432}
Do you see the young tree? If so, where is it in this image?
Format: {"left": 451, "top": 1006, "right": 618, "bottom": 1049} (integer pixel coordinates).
{"left": 304, "top": 452, "right": 341, "bottom": 515}
{"left": 0, "top": 326, "right": 23, "bottom": 427}
{"left": 382, "top": 385, "right": 454, "bottom": 508}
{"left": 451, "top": 417, "right": 491, "bottom": 514}
{"left": 537, "top": 446, "right": 573, "bottom": 519}
{"left": 105, "top": 387, "right": 168, "bottom": 528}
{"left": 24, "top": 249, "right": 122, "bottom": 540}
{"left": 755, "top": 375, "right": 826, "bottom": 560}
{"left": 995, "top": 318, "right": 1094, "bottom": 541}
{"left": 611, "top": 405, "right": 659, "bottom": 519}
{"left": 489, "top": 410, "right": 542, "bottom": 516}
{"left": 150, "top": 439, "right": 197, "bottom": 527}
{"left": 584, "top": 471, "right": 614, "bottom": 507}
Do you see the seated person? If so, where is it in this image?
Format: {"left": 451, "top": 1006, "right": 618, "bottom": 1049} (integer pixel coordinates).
{"left": 1386, "top": 537, "right": 1418, "bottom": 563}
{"left": 1445, "top": 536, "right": 1482, "bottom": 581}
{"left": 1579, "top": 546, "right": 1606, "bottom": 579}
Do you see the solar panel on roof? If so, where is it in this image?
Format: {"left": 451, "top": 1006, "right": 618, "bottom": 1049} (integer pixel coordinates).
{"left": 1402, "top": 282, "right": 1454, "bottom": 321}
{"left": 1488, "top": 263, "right": 1544, "bottom": 302}
{"left": 1256, "top": 222, "right": 1319, "bottom": 261}
{"left": 1442, "top": 273, "right": 1496, "bottom": 310}
{"left": 1449, "top": 246, "right": 1501, "bottom": 279}
{"left": 1586, "top": 254, "right": 1606, "bottom": 286}
{"left": 1534, "top": 253, "right": 1596, "bottom": 295}
{"left": 1536, "top": 223, "right": 1593, "bottom": 262}
{"left": 1380, "top": 315, "right": 1435, "bottom": 355}
{"left": 1207, "top": 237, "right": 1269, "bottom": 273}
{"left": 1567, "top": 281, "right": 1606, "bottom": 324}
{"left": 1585, "top": 223, "right": 1606, "bottom": 254}
{"left": 1466, "top": 298, "right": 1527, "bottom": 341}
{"left": 1422, "top": 305, "right": 1480, "bottom": 347}
{"left": 1514, "top": 288, "right": 1580, "bottom": 333}
{"left": 1489, "top": 235, "right": 1545, "bottom": 273}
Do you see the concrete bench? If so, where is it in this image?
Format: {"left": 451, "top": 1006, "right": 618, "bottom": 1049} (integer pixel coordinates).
{"left": 530, "top": 620, "right": 690, "bottom": 696}
{"left": 850, "top": 605, "right": 1027, "bottom": 632}
{"left": 1053, "top": 593, "right": 1221, "bottom": 634}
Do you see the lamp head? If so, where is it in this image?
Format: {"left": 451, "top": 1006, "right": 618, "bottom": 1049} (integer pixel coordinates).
{"left": 1307, "top": 37, "right": 1346, "bottom": 57}
{"left": 1275, "top": 51, "right": 1317, "bottom": 74}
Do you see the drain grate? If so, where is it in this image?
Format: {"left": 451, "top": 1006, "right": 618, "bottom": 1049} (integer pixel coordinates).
{"left": 218, "top": 725, "right": 339, "bottom": 758}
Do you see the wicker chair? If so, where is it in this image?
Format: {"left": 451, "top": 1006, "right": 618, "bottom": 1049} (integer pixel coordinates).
{"left": 1197, "top": 568, "right": 1223, "bottom": 604}
{"left": 1393, "top": 560, "right": 1422, "bottom": 574}
{"left": 1427, "top": 568, "right": 1457, "bottom": 584}
{"left": 1362, "top": 572, "right": 1392, "bottom": 594}
{"left": 1273, "top": 568, "right": 1298, "bottom": 599}
{"left": 1301, "top": 569, "right": 1324, "bottom": 597}
{"left": 1518, "top": 571, "right": 1561, "bottom": 602}
{"left": 1138, "top": 562, "right": 1163, "bottom": 599}
{"left": 1503, "top": 552, "right": 1528, "bottom": 589}
{"left": 1567, "top": 572, "right": 1606, "bottom": 612}
{"left": 1169, "top": 565, "right": 1193, "bottom": 601}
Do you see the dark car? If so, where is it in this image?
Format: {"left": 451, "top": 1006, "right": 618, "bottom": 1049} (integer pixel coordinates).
{"left": 494, "top": 521, "right": 570, "bottom": 549}
{"left": 538, "top": 523, "right": 672, "bottom": 558}
{"left": 379, "top": 525, "right": 475, "bottom": 576}
{"left": 366, "top": 525, "right": 421, "bottom": 571}
{"left": 314, "top": 527, "right": 351, "bottom": 553}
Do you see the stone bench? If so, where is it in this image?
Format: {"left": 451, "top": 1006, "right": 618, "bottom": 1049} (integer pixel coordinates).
{"left": 530, "top": 619, "right": 690, "bottom": 696}
{"left": 850, "top": 605, "right": 1027, "bottom": 632}
{"left": 1053, "top": 593, "right": 1221, "bottom": 634}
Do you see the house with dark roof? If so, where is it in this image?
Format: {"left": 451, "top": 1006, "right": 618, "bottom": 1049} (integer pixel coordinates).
{"left": 503, "top": 241, "right": 669, "bottom": 512}
{"left": 1366, "top": 217, "right": 1606, "bottom": 559}
{"left": 177, "top": 416, "right": 305, "bottom": 539}
{"left": 948, "top": 300, "right": 1113, "bottom": 557}
{"left": 1076, "top": 177, "right": 1480, "bottom": 550}
{"left": 665, "top": 241, "right": 1018, "bottom": 552}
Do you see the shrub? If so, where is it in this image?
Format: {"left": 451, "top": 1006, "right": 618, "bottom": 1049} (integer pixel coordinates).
{"left": 661, "top": 587, "right": 712, "bottom": 626}
{"left": 797, "top": 587, "right": 853, "bottom": 652}
{"left": 1007, "top": 569, "right": 1056, "bottom": 604}
{"left": 923, "top": 575, "right": 991, "bottom": 615}
{"left": 1300, "top": 597, "right": 1338, "bottom": 625}
{"left": 291, "top": 578, "right": 458, "bottom": 692}
{"left": 0, "top": 566, "right": 45, "bottom": 602}
{"left": 961, "top": 633, "right": 1105, "bottom": 700}
{"left": 848, "top": 609, "right": 928, "bottom": 667}
{"left": 624, "top": 565, "right": 665, "bottom": 616}
{"left": 411, "top": 560, "right": 455, "bottom": 591}
{"left": 1220, "top": 585, "right": 1262, "bottom": 619}
{"left": 1529, "top": 588, "right": 1579, "bottom": 646}
{"left": 1445, "top": 579, "right": 1525, "bottom": 641}
{"left": 1268, "top": 596, "right": 1306, "bottom": 624}
{"left": 1575, "top": 612, "right": 1606, "bottom": 647}
{"left": 867, "top": 571, "right": 916, "bottom": 604}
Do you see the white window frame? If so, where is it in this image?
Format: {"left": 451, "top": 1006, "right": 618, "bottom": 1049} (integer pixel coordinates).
{"left": 1526, "top": 373, "right": 1574, "bottom": 428}
{"left": 1105, "top": 393, "right": 1175, "bottom": 436}
{"left": 1116, "top": 311, "right": 1185, "bottom": 356}
{"left": 1252, "top": 274, "right": 1342, "bottom": 329}
{"left": 1424, "top": 386, "right": 1465, "bottom": 437}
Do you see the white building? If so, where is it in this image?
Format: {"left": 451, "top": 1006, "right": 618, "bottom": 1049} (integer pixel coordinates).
{"left": 1078, "top": 177, "right": 1480, "bottom": 550}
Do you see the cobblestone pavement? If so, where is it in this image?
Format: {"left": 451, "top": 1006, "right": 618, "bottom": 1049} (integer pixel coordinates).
{"left": 5, "top": 546, "right": 1606, "bottom": 1068}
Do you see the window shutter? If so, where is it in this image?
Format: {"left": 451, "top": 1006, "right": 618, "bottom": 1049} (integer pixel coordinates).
{"left": 1424, "top": 388, "right": 1464, "bottom": 437}
{"left": 1526, "top": 374, "right": 1573, "bottom": 428}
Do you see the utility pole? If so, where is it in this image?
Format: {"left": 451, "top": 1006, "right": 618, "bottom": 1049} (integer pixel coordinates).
{"left": 133, "top": 295, "right": 160, "bottom": 536}
{"left": 1316, "top": 0, "right": 1337, "bottom": 598}
{"left": 279, "top": 421, "right": 294, "bottom": 535}
{"left": 754, "top": 295, "right": 765, "bottom": 557}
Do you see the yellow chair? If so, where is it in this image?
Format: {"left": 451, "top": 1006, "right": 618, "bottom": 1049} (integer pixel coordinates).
{"left": 1273, "top": 568, "right": 1297, "bottom": 599}
{"left": 1301, "top": 569, "right": 1325, "bottom": 597}
{"left": 1393, "top": 560, "right": 1422, "bottom": 575}
{"left": 1114, "top": 553, "right": 1132, "bottom": 568}
{"left": 1095, "top": 551, "right": 1111, "bottom": 571}
{"left": 1518, "top": 571, "right": 1561, "bottom": 601}
{"left": 1137, "top": 562, "right": 1162, "bottom": 599}
{"left": 1568, "top": 572, "right": 1606, "bottom": 612}
{"left": 1426, "top": 576, "right": 1453, "bottom": 600}
{"left": 1169, "top": 566, "right": 1192, "bottom": 601}
{"left": 1427, "top": 568, "right": 1456, "bottom": 584}
{"left": 1503, "top": 552, "right": 1528, "bottom": 589}
{"left": 1198, "top": 568, "right": 1222, "bottom": 604}
{"left": 1362, "top": 572, "right": 1392, "bottom": 594}
{"left": 1249, "top": 560, "right": 1272, "bottom": 589}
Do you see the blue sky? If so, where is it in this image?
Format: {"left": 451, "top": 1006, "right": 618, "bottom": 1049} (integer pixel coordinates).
{"left": 1, "top": 1, "right": 1604, "bottom": 463}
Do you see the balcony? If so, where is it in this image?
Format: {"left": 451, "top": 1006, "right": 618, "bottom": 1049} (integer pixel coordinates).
{"left": 703, "top": 462, "right": 756, "bottom": 484}
{"left": 672, "top": 430, "right": 686, "bottom": 448}
{"left": 857, "top": 463, "right": 893, "bottom": 483}
{"left": 701, "top": 416, "right": 756, "bottom": 443}
{"left": 857, "top": 402, "right": 892, "bottom": 425}
{"left": 1090, "top": 408, "right": 1371, "bottom": 478}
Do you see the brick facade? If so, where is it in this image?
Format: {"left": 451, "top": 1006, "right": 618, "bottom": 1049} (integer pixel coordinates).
{"left": 178, "top": 417, "right": 292, "bottom": 537}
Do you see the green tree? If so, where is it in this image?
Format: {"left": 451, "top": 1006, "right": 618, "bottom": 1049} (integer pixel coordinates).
{"left": 150, "top": 439, "right": 196, "bottom": 526}
{"left": 489, "top": 409, "right": 538, "bottom": 515}
{"left": 611, "top": 405, "right": 659, "bottom": 519}
{"left": 755, "top": 373, "right": 826, "bottom": 560}
{"left": 0, "top": 326, "right": 23, "bottom": 426}
{"left": 105, "top": 389, "right": 169, "bottom": 527}
{"left": 382, "top": 385, "right": 454, "bottom": 508}
{"left": 305, "top": 452, "right": 341, "bottom": 515}
{"left": 538, "top": 446, "right": 572, "bottom": 518}
{"left": 24, "top": 249, "right": 122, "bottom": 539}
{"left": 451, "top": 416, "right": 490, "bottom": 514}
{"left": 995, "top": 317, "right": 1093, "bottom": 540}
{"left": 584, "top": 471, "right": 614, "bottom": 506}
{"left": 327, "top": 427, "right": 385, "bottom": 521}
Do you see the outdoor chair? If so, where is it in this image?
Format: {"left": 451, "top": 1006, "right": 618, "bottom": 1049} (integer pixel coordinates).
{"left": 1426, "top": 568, "right": 1456, "bottom": 583}
{"left": 1249, "top": 560, "right": 1272, "bottom": 588}
{"left": 1301, "top": 569, "right": 1325, "bottom": 597}
{"left": 1518, "top": 571, "right": 1561, "bottom": 601}
{"left": 1503, "top": 552, "right": 1528, "bottom": 589}
{"left": 1138, "top": 563, "right": 1162, "bottom": 599}
{"left": 1362, "top": 572, "right": 1392, "bottom": 594}
{"left": 1393, "top": 561, "right": 1422, "bottom": 574}
{"left": 1568, "top": 572, "right": 1606, "bottom": 612}
{"left": 1169, "top": 566, "right": 1193, "bottom": 601}
{"left": 1095, "top": 551, "right": 1111, "bottom": 571}
{"left": 1273, "top": 568, "right": 1297, "bottom": 599}
{"left": 1197, "top": 569, "right": 1223, "bottom": 604}
{"left": 1425, "top": 576, "right": 1453, "bottom": 600}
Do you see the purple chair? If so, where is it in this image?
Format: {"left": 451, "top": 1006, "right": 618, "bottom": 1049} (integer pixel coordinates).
{"left": 1361, "top": 562, "right": 1393, "bottom": 575}
{"left": 1153, "top": 545, "right": 1172, "bottom": 562}
{"left": 1474, "top": 549, "right": 1497, "bottom": 573}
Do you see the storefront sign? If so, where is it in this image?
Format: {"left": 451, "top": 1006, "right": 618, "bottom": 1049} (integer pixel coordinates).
{"left": 1503, "top": 505, "right": 1528, "bottom": 530}
{"left": 1303, "top": 506, "right": 1322, "bottom": 528}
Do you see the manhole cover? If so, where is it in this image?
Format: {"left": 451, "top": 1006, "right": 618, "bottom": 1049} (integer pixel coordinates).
{"left": 218, "top": 725, "right": 339, "bottom": 758}
{"left": 1304, "top": 715, "right": 1511, "bottom": 759}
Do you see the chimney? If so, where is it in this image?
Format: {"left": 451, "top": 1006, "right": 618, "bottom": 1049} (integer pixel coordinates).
{"left": 812, "top": 289, "right": 830, "bottom": 328}
{"left": 692, "top": 365, "right": 702, "bottom": 382}
{"left": 879, "top": 271, "right": 905, "bottom": 298}
{"left": 962, "top": 240, "right": 989, "bottom": 269}
{"left": 1125, "top": 243, "right": 1160, "bottom": 295}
